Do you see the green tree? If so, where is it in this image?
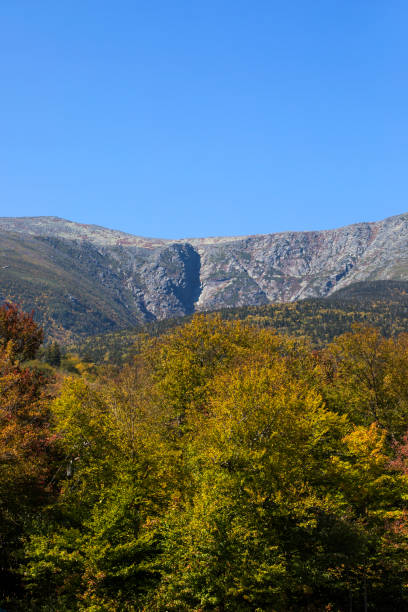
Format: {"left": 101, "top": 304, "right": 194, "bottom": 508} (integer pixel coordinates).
{"left": 44, "top": 342, "right": 62, "bottom": 367}
{"left": 24, "top": 377, "right": 162, "bottom": 610}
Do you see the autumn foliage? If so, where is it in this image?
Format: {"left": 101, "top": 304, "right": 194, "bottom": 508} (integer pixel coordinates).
{"left": 0, "top": 302, "right": 43, "bottom": 361}
{"left": 2, "top": 309, "right": 408, "bottom": 610}
{"left": 0, "top": 304, "right": 57, "bottom": 606}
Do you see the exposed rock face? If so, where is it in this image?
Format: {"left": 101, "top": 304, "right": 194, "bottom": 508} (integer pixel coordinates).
{"left": 1, "top": 213, "right": 408, "bottom": 338}
{"left": 138, "top": 243, "right": 201, "bottom": 319}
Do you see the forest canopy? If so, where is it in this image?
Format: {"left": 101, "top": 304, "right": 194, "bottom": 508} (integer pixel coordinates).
{"left": 1, "top": 306, "right": 408, "bottom": 611}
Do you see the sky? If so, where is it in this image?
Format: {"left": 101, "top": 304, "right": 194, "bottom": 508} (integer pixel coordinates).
{"left": 1, "top": 1, "right": 407, "bottom": 239}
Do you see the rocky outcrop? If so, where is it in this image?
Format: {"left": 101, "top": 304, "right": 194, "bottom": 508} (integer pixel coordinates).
{"left": 1, "top": 212, "right": 408, "bottom": 337}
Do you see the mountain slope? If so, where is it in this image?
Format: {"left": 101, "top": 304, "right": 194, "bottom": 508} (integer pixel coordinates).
{"left": 1, "top": 213, "right": 408, "bottom": 339}
{"left": 69, "top": 280, "right": 408, "bottom": 365}
{"left": 0, "top": 233, "right": 145, "bottom": 341}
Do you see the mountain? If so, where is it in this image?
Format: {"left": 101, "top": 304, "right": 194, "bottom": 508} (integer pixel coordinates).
{"left": 1, "top": 213, "right": 408, "bottom": 340}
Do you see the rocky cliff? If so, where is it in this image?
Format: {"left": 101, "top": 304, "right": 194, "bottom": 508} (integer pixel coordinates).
{"left": 1, "top": 213, "right": 408, "bottom": 339}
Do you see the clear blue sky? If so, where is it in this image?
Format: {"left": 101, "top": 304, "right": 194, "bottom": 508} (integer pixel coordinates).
{"left": 1, "top": 1, "right": 407, "bottom": 238}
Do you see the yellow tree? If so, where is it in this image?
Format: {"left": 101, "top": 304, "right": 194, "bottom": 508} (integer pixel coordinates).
{"left": 151, "top": 328, "right": 408, "bottom": 611}
{"left": 322, "top": 325, "right": 408, "bottom": 440}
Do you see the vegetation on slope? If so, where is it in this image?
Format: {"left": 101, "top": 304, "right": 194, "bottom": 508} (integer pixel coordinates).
{"left": 0, "top": 232, "right": 142, "bottom": 342}
{"left": 69, "top": 280, "right": 408, "bottom": 365}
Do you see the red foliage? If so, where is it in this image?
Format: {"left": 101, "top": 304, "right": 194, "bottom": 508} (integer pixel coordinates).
{"left": 0, "top": 302, "right": 43, "bottom": 360}
{"left": 0, "top": 307, "right": 57, "bottom": 515}
{"left": 390, "top": 433, "right": 408, "bottom": 475}
{"left": 0, "top": 344, "right": 56, "bottom": 496}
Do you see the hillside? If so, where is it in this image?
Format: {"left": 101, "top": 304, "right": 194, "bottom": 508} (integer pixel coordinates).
{"left": 0, "top": 232, "right": 143, "bottom": 342}
{"left": 3, "top": 213, "right": 408, "bottom": 340}
{"left": 69, "top": 280, "right": 408, "bottom": 364}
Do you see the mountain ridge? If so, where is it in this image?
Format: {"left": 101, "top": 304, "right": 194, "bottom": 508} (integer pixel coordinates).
{"left": 1, "top": 212, "right": 408, "bottom": 340}
{"left": 0, "top": 215, "right": 252, "bottom": 246}
{"left": 2, "top": 212, "right": 398, "bottom": 244}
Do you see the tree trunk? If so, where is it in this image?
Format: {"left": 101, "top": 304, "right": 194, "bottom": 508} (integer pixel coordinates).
{"left": 363, "top": 574, "right": 368, "bottom": 612}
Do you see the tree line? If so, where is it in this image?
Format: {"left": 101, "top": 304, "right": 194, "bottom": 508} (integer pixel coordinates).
{"left": 68, "top": 281, "right": 408, "bottom": 366}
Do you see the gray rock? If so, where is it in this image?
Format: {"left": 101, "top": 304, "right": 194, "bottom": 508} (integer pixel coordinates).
{"left": 1, "top": 212, "right": 408, "bottom": 337}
